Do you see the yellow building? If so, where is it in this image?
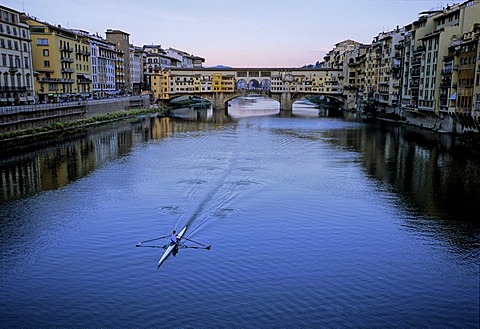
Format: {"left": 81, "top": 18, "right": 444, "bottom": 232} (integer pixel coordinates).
{"left": 22, "top": 16, "right": 92, "bottom": 102}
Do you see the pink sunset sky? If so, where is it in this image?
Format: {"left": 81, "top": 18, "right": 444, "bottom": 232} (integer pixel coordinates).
{"left": 1, "top": 0, "right": 454, "bottom": 67}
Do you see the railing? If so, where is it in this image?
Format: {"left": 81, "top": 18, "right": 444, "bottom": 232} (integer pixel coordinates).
{"left": 0, "top": 101, "right": 86, "bottom": 115}
{"left": 0, "top": 86, "right": 28, "bottom": 92}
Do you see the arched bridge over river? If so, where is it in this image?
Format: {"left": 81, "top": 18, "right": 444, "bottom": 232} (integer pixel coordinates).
{"left": 151, "top": 67, "right": 345, "bottom": 111}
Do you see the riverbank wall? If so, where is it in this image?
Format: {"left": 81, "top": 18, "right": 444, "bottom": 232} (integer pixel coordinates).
{"left": 0, "top": 95, "right": 150, "bottom": 134}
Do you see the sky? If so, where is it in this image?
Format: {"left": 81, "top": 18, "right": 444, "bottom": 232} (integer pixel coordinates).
{"left": 0, "top": 0, "right": 454, "bottom": 67}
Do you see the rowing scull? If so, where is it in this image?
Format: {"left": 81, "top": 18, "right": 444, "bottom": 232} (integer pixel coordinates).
{"left": 157, "top": 226, "right": 187, "bottom": 268}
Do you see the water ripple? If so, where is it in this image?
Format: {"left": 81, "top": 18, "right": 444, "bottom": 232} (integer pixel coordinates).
{"left": 157, "top": 205, "right": 185, "bottom": 215}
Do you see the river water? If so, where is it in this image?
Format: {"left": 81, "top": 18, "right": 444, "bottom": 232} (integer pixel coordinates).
{"left": 1, "top": 97, "right": 479, "bottom": 328}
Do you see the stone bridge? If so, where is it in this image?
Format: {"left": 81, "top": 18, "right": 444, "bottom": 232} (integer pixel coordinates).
{"left": 152, "top": 67, "right": 345, "bottom": 111}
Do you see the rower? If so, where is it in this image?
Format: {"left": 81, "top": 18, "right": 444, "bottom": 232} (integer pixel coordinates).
{"left": 170, "top": 230, "right": 178, "bottom": 246}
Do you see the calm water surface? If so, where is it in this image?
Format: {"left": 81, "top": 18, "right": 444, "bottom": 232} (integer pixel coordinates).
{"left": 1, "top": 98, "right": 479, "bottom": 328}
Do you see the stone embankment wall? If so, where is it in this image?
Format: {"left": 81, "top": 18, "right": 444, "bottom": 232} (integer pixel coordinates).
{"left": 0, "top": 96, "right": 150, "bottom": 133}
{"left": 403, "top": 111, "right": 479, "bottom": 135}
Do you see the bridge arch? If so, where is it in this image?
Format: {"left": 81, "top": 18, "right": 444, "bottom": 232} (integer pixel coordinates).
{"left": 237, "top": 79, "right": 247, "bottom": 90}
{"left": 260, "top": 79, "right": 271, "bottom": 90}
{"left": 248, "top": 79, "right": 260, "bottom": 90}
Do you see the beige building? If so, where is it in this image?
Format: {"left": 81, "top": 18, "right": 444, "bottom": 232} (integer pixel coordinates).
{"left": 401, "top": 0, "right": 480, "bottom": 118}
{"left": 106, "top": 29, "right": 130, "bottom": 94}
{"left": 0, "top": 5, "right": 35, "bottom": 105}
{"left": 23, "top": 15, "right": 92, "bottom": 102}
{"left": 343, "top": 44, "right": 369, "bottom": 110}
{"left": 371, "top": 28, "right": 404, "bottom": 111}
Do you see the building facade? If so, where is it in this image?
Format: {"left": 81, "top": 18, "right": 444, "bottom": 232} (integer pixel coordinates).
{"left": 130, "top": 45, "right": 143, "bottom": 95}
{"left": 400, "top": 0, "right": 480, "bottom": 118}
{"left": 23, "top": 16, "right": 93, "bottom": 102}
{"left": 0, "top": 5, "right": 34, "bottom": 105}
{"left": 89, "top": 33, "right": 116, "bottom": 98}
{"left": 105, "top": 29, "right": 130, "bottom": 94}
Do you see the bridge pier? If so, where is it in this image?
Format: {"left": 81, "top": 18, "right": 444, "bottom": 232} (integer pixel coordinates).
{"left": 212, "top": 93, "right": 228, "bottom": 111}
{"left": 279, "top": 92, "right": 293, "bottom": 111}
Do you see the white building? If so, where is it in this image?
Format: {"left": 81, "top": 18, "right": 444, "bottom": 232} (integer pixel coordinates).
{"left": 0, "top": 5, "right": 35, "bottom": 105}
{"left": 89, "top": 34, "right": 116, "bottom": 98}
{"left": 130, "top": 45, "right": 143, "bottom": 94}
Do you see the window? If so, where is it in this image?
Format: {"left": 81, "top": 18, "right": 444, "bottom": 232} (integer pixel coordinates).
{"left": 37, "top": 38, "right": 49, "bottom": 46}
{"left": 43, "top": 49, "right": 49, "bottom": 56}
{"left": 44, "top": 60, "right": 50, "bottom": 68}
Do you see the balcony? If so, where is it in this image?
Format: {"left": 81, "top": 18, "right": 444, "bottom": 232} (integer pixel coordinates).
{"left": 413, "top": 45, "right": 426, "bottom": 53}
{"left": 77, "top": 50, "right": 91, "bottom": 56}
{"left": 8, "top": 66, "right": 18, "bottom": 73}
{"left": 440, "top": 79, "right": 451, "bottom": 87}
{"left": 61, "top": 57, "right": 74, "bottom": 63}
{"left": 62, "top": 68, "right": 74, "bottom": 73}
{"left": 60, "top": 46, "right": 73, "bottom": 52}
{"left": 411, "top": 70, "right": 420, "bottom": 77}
{"left": 38, "top": 77, "right": 75, "bottom": 83}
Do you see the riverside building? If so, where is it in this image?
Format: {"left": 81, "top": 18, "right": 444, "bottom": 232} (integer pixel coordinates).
{"left": 89, "top": 33, "right": 117, "bottom": 99}
{"left": 22, "top": 15, "right": 92, "bottom": 103}
{"left": 400, "top": 0, "right": 480, "bottom": 117}
{"left": 0, "top": 5, "right": 34, "bottom": 105}
{"left": 105, "top": 29, "right": 130, "bottom": 94}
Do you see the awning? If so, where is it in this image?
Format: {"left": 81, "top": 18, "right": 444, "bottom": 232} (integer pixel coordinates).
{"left": 0, "top": 98, "right": 7, "bottom": 102}
{"left": 7, "top": 98, "right": 14, "bottom": 102}
{"left": 19, "top": 97, "right": 27, "bottom": 102}
{"left": 449, "top": 92, "right": 457, "bottom": 100}
{"left": 27, "top": 96, "right": 35, "bottom": 101}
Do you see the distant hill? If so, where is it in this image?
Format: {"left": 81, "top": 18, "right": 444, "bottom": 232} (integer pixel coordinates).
{"left": 208, "top": 65, "right": 232, "bottom": 69}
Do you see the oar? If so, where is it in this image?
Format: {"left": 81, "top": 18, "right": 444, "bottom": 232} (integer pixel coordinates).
{"left": 182, "top": 236, "right": 210, "bottom": 248}
{"left": 135, "top": 244, "right": 167, "bottom": 249}
{"left": 182, "top": 245, "right": 212, "bottom": 250}
{"left": 136, "top": 235, "right": 169, "bottom": 246}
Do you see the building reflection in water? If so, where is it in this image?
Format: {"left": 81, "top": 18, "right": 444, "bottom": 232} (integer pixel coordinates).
{"left": 0, "top": 117, "right": 173, "bottom": 202}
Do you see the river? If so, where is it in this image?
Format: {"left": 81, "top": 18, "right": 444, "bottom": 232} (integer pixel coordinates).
{"left": 0, "top": 97, "right": 479, "bottom": 327}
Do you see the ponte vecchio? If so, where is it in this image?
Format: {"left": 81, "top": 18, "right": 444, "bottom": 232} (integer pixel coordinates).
{"left": 151, "top": 68, "right": 345, "bottom": 110}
